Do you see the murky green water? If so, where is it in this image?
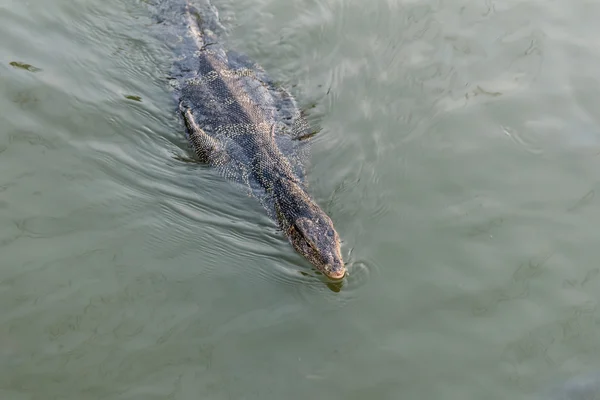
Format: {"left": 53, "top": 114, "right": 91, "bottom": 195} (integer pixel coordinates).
{"left": 2, "top": 0, "right": 600, "bottom": 398}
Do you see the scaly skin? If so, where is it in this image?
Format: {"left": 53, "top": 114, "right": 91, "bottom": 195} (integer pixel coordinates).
{"left": 159, "top": 0, "right": 346, "bottom": 279}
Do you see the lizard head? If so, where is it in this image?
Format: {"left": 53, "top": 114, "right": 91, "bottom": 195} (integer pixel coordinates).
{"left": 288, "top": 212, "right": 346, "bottom": 280}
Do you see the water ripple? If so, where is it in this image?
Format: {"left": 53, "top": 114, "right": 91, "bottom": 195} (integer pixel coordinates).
{"left": 502, "top": 124, "right": 545, "bottom": 155}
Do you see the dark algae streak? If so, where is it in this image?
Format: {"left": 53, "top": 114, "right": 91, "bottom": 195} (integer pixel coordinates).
{"left": 147, "top": 0, "right": 346, "bottom": 280}
{"left": 9, "top": 61, "right": 42, "bottom": 72}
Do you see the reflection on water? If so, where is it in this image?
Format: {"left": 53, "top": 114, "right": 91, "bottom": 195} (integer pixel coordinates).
{"left": 540, "top": 371, "right": 600, "bottom": 400}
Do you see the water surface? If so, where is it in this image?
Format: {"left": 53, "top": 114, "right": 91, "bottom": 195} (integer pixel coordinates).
{"left": 2, "top": 0, "right": 600, "bottom": 398}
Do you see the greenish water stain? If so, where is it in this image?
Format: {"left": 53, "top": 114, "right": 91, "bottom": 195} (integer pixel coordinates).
{"left": 9, "top": 61, "right": 42, "bottom": 72}
{"left": 124, "top": 94, "right": 142, "bottom": 102}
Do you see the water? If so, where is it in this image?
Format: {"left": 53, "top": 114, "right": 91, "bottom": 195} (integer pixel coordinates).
{"left": 1, "top": 0, "right": 600, "bottom": 398}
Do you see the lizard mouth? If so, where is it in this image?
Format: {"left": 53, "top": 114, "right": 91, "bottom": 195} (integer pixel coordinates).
{"left": 325, "top": 267, "right": 346, "bottom": 280}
